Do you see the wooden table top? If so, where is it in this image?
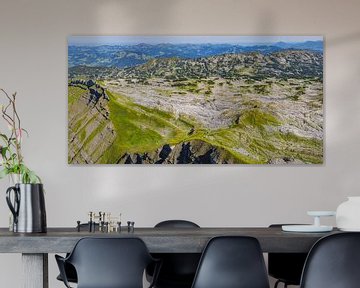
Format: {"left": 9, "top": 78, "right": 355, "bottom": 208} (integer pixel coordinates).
{"left": 0, "top": 227, "right": 340, "bottom": 253}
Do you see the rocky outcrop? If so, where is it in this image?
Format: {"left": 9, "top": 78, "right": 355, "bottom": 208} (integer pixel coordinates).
{"left": 68, "top": 83, "right": 115, "bottom": 164}
{"left": 116, "top": 140, "right": 238, "bottom": 164}
{"left": 69, "top": 80, "right": 109, "bottom": 102}
{"left": 268, "top": 157, "right": 304, "bottom": 165}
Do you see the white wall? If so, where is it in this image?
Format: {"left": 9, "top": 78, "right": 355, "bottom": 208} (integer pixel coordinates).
{"left": 1, "top": 0, "right": 360, "bottom": 287}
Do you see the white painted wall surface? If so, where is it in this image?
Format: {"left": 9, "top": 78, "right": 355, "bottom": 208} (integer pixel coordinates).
{"left": 0, "top": 0, "right": 360, "bottom": 286}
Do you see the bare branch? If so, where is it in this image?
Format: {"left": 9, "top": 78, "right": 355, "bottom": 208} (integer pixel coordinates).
{"left": 0, "top": 88, "right": 23, "bottom": 164}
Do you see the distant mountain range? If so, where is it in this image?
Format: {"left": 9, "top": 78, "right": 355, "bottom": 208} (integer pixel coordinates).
{"left": 272, "top": 41, "right": 323, "bottom": 50}
{"left": 69, "top": 49, "right": 323, "bottom": 80}
{"left": 68, "top": 41, "right": 323, "bottom": 69}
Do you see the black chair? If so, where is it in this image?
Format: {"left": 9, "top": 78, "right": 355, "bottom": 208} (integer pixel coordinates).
{"left": 268, "top": 224, "right": 308, "bottom": 288}
{"left": 56, "top": 262, "right": 77, "bottom": 284}
{"left": 191, "top": 236, "right": 270, "bottom": 288}
{"left": 55, "top": 237, "right": 160, "bottom": 288}
{"left": 300, "top": 232, "right": 360, "bottom": 288}
{"left": 147, "top": 220, "right": 201, "bottom": 288}
{"left": 56, "top": 223, "right": 99, "bottom": 284}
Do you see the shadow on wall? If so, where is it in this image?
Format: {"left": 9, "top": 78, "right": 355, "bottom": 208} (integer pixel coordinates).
{"left": 327, "top": 31, "right": 360, "bottom": 47}
{"left": 94, "top": 0, "right": 180, "bottom": 34}
{"left": 256, "top": 10, "right": 277, "bottom": 34}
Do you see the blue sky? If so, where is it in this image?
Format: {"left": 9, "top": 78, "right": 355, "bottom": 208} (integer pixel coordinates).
{"left": 68, "top": 36, "right": 323, "bottom": 46}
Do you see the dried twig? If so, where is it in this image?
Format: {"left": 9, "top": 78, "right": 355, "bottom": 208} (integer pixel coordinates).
{"left": 0, "top": 88, "right": 40, "bottom": 183}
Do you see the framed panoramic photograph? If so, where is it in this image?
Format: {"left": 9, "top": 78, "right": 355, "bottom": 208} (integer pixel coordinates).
{"left": 68, "top": 36, "right": 323, "bottom": 164}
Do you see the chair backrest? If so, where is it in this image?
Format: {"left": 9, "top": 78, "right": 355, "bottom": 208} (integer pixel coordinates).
{"left": 155, "top": 220, "right": 200, "bottom": 228}
{"left": 191, "top": 236, "right": 270, "bottom": 288}
{"left": 152, "top": 220, "right": 201, "bottom": 284}
{"left": 301, "top": 232, "right": 360, "bottom": 288}
{"left": 67, "top": 237, "right": 153, "bottom": 288}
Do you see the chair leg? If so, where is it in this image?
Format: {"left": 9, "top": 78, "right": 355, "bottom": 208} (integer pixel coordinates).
{"left": 274, "top": 280, "right": 290, "bottom": 288}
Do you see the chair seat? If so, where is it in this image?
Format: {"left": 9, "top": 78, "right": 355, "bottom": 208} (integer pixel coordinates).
{"left": 150, "top": 253, "right": 200, "bottom": 288}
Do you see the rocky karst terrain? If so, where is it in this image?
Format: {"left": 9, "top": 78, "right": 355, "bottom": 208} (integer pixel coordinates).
{"left": 104, "top": 76, "right": 322, "bottom": 139}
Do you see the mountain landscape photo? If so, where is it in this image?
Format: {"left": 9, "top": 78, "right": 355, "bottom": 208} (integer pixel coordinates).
{"left": 68, "top": 36, "right": 324, "bottom": 164}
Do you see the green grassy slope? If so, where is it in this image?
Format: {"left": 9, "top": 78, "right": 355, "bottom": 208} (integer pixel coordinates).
{"left": 99, "top": 91, "right": 194, "bottom": 163}
{"left": 96, "top": 89, "right": 322, "bottom": 164}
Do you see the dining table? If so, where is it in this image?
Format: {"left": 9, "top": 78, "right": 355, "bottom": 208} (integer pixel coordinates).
{"left": 0, "top": 226, "right": 339, "bottom": 288}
